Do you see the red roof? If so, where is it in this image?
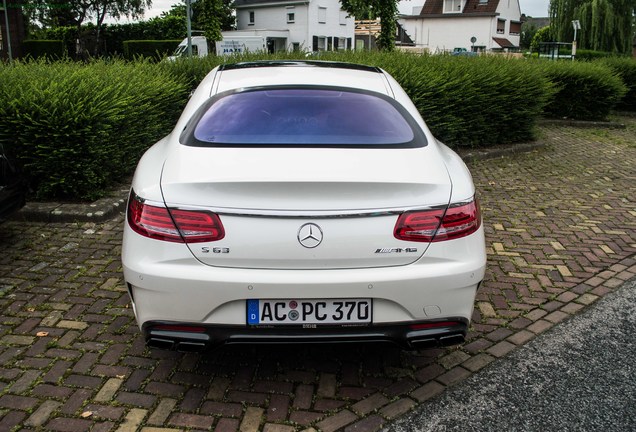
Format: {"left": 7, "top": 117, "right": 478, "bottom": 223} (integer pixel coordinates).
{"left": 492, "top": 37, "right": 516, "bottom": 48}
{"left": 420, "top": 0, "right": 501, "bottom": 16}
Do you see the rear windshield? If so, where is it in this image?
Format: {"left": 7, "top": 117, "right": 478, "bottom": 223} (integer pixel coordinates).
{"left": 182, "top": 87, "right": 426, "bottom": 148}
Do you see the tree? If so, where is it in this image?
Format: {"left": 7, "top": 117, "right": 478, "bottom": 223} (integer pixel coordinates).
{"left": 520, "top": 21, "right": 539, "bottom": 50}
{"left": 530, "top": 26, "right": 553, "bottom": 52}
{"left": 27, "top": 0, "right": 152, "bottom": 54}
{"left": 340, "top": 0, "right": 397, "bottom": 51}
{"left": 161, "top": 0, "right": 235, "bottom": 41}
{"left": 549, "top": 0, "right": 636, "bottom": 54}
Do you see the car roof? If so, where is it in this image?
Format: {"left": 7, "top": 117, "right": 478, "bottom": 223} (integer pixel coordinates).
{"left": 213, "top": 60, "right": 393, "bottom": 96}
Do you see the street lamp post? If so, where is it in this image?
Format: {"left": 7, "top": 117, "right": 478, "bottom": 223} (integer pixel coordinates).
{"left": 572, "top": 20, "right": 581, "bottom": 61}
{"left": 2, "top": 0, "right": 13, "bottom": 61}
{"left": 186, "top": 0, "right": 193, "bottom": 57}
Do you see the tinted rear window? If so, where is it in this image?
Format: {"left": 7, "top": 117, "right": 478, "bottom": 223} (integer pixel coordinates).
{"left": 183, "top": 88, "right": 425, "bottom": 148}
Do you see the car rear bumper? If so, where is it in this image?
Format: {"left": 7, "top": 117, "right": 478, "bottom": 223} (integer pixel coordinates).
{"left": 143, "top": 318, "right": 470, "bottom": 352}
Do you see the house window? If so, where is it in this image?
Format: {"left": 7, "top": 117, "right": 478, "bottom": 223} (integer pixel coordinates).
{"left": 292, "top": 42, "right": 300, "bottom": 51}
{"left": 287, "top": 12, "right": 295, "bottom": 23}
{"left": 318, "top": 7, "right": 327, "bottom": 23}
{"left": 497, "top": 19, "right": 505, "bottom": 34}
{"left": 315, "top": 36, "right": 326, "bottom": 51}
{"left": 479, "top": 0, "right": 487, "bottom": 3}
{"left": 337, "top": 37, "right": 346, "bottom": 50}
{"left": 339, "top": 9, "right": 348, "bottom": 25}
{"left": 444, "top": 0, "right": 463, "bottom": 13}
{"left": 510, "top": 21, "right": 521, "bottom": 35}
{"left": 249, "top": 11, "right": 255, "bottom": 25}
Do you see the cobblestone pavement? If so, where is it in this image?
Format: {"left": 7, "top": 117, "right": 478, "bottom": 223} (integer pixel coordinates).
{"left": 1, "top": 121, "right": 635, "bottom": 432}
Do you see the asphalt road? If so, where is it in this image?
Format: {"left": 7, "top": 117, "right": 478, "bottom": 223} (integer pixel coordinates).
{"left": 385, "top": 278, "right": 636, "bottom": 432}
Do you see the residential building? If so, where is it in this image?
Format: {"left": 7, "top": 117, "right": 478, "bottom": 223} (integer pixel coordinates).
{"left": 228, "top": 0, "right": 355, "bottom": 52}
{"left": 398, "top": 0, "right": 522, "bottom": 53}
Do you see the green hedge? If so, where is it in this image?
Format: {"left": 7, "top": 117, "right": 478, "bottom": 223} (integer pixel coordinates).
{"left": 0, "top": 60, "right": 189, "bottom": 200}
{"left": 598, "top": 57, "right": 636, "bottom": 111}
{"left": 22, "top": 40, "right": 66, "bottom": 60}
{"left": 123, "top": 40, "right": 182, "bottom": 60}
{"left": 532, "top": 60, "right": 626, "bottom": 120}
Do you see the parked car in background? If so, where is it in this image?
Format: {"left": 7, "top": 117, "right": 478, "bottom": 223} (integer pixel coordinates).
{"left": 122, "top": 60, "right": 487, "bottom": 352}
{"left": 0, "top": 145, "right": 26, "bottom": 222}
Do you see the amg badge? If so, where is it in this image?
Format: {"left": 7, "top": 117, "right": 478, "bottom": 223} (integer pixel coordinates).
{"left": 375, "top": 247, "right": 418, "bottom": 254}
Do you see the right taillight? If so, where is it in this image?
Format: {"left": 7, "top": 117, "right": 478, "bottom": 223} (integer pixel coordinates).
{"left": 127, "top": 191, "right": 224, "bottom": 243}
{"left": 394, "top": 198, "right": 481, "bottom": 242}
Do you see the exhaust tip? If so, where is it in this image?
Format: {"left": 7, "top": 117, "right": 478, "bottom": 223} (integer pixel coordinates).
{"left": 147, "top": 338, "right": 175, "bottom": 350}
{"left": 176, "top": 341, "right": 207, "bottom": 353}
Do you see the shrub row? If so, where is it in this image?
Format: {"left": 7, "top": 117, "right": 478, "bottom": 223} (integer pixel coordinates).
{"left": 0, "top": 60, "right": 189, "bottom": 200}
{"left": 530, "top": 60, "right": 627, "bottom": 120}
{"left": 598, "top": 57, "right": 636, "bottom": 111}
{"left": 22, "top": 40, "right": 66, "bottom": 60}
{"left": 123, "top": 40, "right": 182, "bottom": 60}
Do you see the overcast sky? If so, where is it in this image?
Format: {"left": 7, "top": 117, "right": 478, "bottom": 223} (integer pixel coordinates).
{"left": 136, "top": 0, "right": 551, "bottom": 24}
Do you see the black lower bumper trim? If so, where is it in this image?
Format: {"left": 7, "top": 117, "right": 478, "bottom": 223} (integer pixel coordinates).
{"left": 143, "top": 319, "right": 469, "bottom": 352}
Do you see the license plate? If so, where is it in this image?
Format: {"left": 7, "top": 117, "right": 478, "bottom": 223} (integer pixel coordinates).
{"left": 247, "top": 299, "right": 372, "bottom": 325}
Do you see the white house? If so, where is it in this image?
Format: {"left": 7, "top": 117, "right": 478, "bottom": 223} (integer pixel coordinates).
{"left": 398, "top": 0, "right": 521, "bottom": 53}
{"left": 227, "top": 0, "right": 355, "bottom": 52}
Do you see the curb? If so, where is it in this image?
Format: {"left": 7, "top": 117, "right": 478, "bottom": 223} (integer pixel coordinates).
{"left": 16, "top": 184, "right": 130, "bottom": 224}
{"left": 538, "top": 119, "right": 626, "bottom": 129}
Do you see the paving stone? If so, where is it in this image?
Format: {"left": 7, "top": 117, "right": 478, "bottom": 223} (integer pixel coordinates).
{"left": 116, "top": 408, "right": 148, "bottom": 432}
{"left": 148, "top": 398, "right": 178, "bottom": 425}
{"left": 344, "top": 415, "right": 385, "bottom": 432}
{"left": 46, "top": 417, "right": 93, "bottom": 431}
{"left": 169, "top": 413, "right": 214, "bottom": 430}
{"left": 410, "top": 381, "right": 445, "bottom": 402}
{"left": 239, "top": 407, "right": 264, "bottom": 432}
{"left": 94, "top": 377, "right": 123, "bottom": 402}
{"left": 461, "top": 353, "right": 496, "bottom": 372}
{"left": 315, "top": 410, "right": 358, "bottom": 432}
{"left": 379, "top": 398, "right": 416, "bottom": 419}
{"left": 263, "top": 424, "right": 296, "bottom": 432}
{"left": 351, "top": 393, "right": 390, "bottom": 416}
{"left": 24, "top": 400, "right": 62, "bottom": 427}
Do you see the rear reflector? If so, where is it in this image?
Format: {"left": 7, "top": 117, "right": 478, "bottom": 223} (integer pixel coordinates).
{"left": 153, "top": 325, "right": 206, "bottom": 333}
{"left": 409, "top": 321, "right": 461, "bottom": 330}
{"left": 394, "top": 198, "right": 481, "bottom": 242}
{"left": 127, "top": 191, "right": 224, "bottom": 243}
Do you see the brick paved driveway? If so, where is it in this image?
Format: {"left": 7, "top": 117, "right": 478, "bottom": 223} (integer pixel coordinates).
{"left": 1, "top": 121, "right": 635, "bottom": 432}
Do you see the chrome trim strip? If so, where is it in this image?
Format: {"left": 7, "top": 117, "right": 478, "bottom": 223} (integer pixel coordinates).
{"left": 136, "top": 192, "right": 476, "bottom": 219}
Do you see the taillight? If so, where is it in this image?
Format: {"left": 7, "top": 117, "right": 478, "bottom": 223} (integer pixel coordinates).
{"left": 394, "top": 198, "right": 481, "bottom": 242}
{"left": 127, "top": 191, "right": 224, "bottom": 243}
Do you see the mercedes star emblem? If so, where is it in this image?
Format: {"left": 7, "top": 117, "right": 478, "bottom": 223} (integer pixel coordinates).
{"left": 297, "top": 223, "right": 323, "bottom": 248}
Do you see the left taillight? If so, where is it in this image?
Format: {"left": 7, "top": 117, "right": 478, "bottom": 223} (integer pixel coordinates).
{"left": 127, "top": 191, "right": 224, "bottom": 243}
{"left": 394, "top": 198, "right": 481, "bottom": 243}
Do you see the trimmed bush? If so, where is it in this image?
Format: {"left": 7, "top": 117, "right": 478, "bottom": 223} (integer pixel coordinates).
{"left": 123, "top": 40, "right": 182, "bottom": 60}
{"left": 533, "top": 60, "right": 627, "bottom": 120}
{"left": 22, "top": 40, "right": 66, "bottom": 60}
{"left": 598, "top": 57, "right": 636, "bottom": 111}
{"left": 0, "top": 60, "right": 189, "bottom": 200}
{"left": 574, "top": 49, "right": 618, "bottom": 61}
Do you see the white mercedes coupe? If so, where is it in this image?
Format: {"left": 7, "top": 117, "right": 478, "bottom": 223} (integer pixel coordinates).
{"left": 121, "top": 61, "right": 486, "bottom": 351}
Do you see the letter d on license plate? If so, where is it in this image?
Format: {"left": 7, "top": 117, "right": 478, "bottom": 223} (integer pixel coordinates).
{"left": 247, "top": 299, "right": 372, "bottom": 325}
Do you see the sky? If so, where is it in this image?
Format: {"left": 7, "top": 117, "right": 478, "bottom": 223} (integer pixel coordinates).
{"left": 136, "top": 0, "right": 551, "bottom": 24}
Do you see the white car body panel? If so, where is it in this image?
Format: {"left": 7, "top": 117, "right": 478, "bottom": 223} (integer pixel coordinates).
{"left": 122, "top": 225, "right": 485, "bottom": 324}
{"left": 160, "top": 146, "right": 451, "bottom": 211}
